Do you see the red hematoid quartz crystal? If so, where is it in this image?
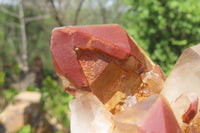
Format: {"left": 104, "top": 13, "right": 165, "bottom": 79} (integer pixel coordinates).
{"left": 51, "top": 24, "right": 200, "bottom": 133}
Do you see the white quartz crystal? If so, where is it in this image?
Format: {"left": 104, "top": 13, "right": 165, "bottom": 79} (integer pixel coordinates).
{"left": 70, "top": 93, "right": 114, "bottom": 133}
{"left": 161, "top": 44, "right": 200, "bottom": 131}
{"left": 161, "top": 44, "right": 200, "bottom": 105}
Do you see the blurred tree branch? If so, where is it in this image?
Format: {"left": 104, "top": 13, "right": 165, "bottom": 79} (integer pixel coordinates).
{"left": 98, "top": 0, "right": 107, "bottom": 23}
{"left": 0, "top": 7, "right": 19, "bottom": 18}
{"left": 48, "top": 0, "right": 64, "bottom": 26}
{"left": 73, "top": 0, "right": 85, "bottom": 25}
{"left": 25, "top": 15, "right": 50, "bottom": 23}
{"left": 19, "top": 0, "right": 28, "bottom": 75}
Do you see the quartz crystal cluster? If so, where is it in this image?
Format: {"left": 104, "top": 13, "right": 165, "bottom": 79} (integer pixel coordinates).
{"left": 51, "top": 24, "right": 200, "bottom": 133}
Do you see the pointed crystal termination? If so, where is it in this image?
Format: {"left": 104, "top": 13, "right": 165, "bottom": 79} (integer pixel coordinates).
{"left": 162, "top": 44, "right": 200, "bottom": 104}
{"left": 70, "top": 93, "right": 114, "bottom": 133}
{"left": 161, "top": 44, "right": 200, "bottom": 131}
{"left": 51, "top": 24, "right": 165, "bottom": 113}
{"left": 113, "top": 95, "right": 182, "bottom": 133}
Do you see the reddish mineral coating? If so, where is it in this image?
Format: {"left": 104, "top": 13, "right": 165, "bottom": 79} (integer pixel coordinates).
{"left": 140, "top": 96, "right": 182, "bottom": 133}
{"left": 51, "top": 24, "right": 167, "bottom": 114}
{"left": 155, "top": 65, "right": 166, "bottom": 80}
{"left": 113, "top": 95, "right": 181, "bottom": 133}
{"left": 182, "top": 96, "right": 198, "bottom": 123}
{"left": 51, "top": 24, "right": 145, "bottom": 91}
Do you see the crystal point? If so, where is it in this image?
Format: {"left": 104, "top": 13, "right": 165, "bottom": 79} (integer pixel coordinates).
{"left": 51, "top": 24, "right": 165, "bottom": 113}
{"left": 162, "top": 44, "right": 200, "bottom": 104}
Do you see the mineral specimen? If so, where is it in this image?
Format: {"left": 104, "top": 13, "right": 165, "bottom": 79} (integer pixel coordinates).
{"left": 50, "top": 24, "right": 200, "bottom": 133}
{"left": 51, "top": 24, "right": 165, "bottom": 113}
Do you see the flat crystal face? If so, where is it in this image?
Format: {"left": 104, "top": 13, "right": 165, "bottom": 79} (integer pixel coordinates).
{"left": 70, "top": 93, "right": 114, "bottom": 133}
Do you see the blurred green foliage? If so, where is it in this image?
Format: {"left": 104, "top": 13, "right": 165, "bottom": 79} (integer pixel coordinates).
{"left": 0, "top": 71, "right": 5, "bottom": 87}
{"left": 0, "top": 7, "right": 22, "bottom": 79}
{"left": 2, "top": 76, "right": 72, "bottom": 132}
{"left": 27, "top": 76, "right": 73, "bottom": 131}
{"left": 3, "top": 88, "right": 19, "bottom": 102}
{"left": 124, "top": 0, "right": 200, "bottom": 75}
{"left": 17, "top": 124, "right": 32, "bottom": 133}
{"left": 41, "top": 76, "right": 73, "bottom": 128}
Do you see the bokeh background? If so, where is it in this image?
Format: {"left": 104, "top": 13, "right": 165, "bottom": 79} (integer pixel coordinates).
{"left": 0, "top": 0, "right": 200, "bottom": 132}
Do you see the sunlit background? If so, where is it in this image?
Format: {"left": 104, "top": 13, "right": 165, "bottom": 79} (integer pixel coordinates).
{"left": 0, "top": 0, "right": 200, "bottom": 132}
